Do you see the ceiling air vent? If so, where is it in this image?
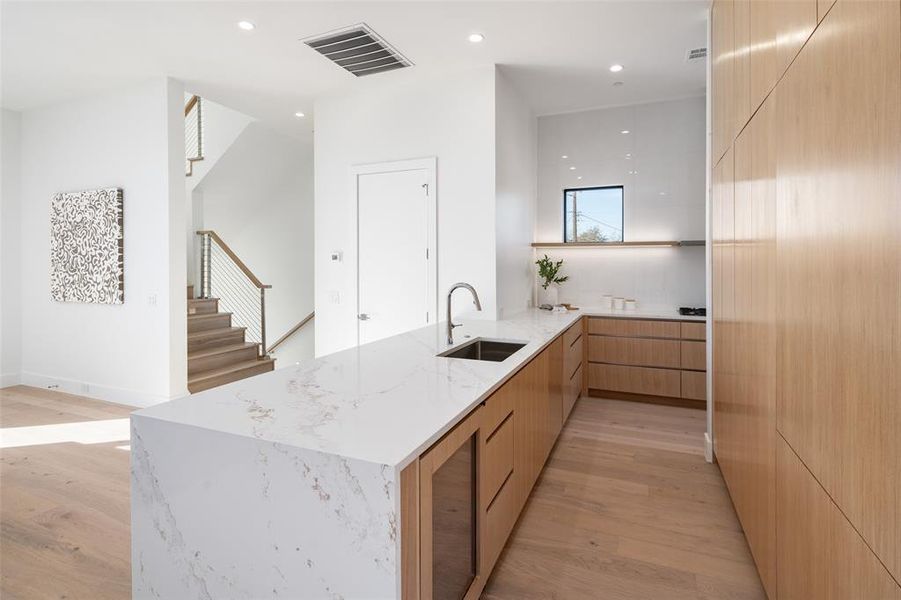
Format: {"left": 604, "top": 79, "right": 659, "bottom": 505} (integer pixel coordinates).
{"left": 303, "top": 24, "right": 412, "bottom": 77}
{"left": 686, "top": 47, "right": 708, "bottom": 62}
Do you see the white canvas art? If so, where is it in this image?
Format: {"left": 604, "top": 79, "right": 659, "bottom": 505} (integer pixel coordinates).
{"left": 50, "top": 187, "right": 124, "bottom": 304}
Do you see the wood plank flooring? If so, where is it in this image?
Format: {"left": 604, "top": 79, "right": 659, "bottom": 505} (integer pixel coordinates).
{"left": 0, "top": 386, "right": 765, "bottom": 600}
{"left": 1, "top": 385, "right": 132, "bottom": 600}
{"left": 483, "top": 398, "right": 766, "bottom": 600}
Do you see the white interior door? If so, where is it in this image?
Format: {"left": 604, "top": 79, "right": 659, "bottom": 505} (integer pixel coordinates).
{"left": 356, "top": 160, "right": 436, "bottom": 345}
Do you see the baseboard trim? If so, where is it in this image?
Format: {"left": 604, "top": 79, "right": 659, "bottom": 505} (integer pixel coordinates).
{"left": 18, "top": 372, "right": 170, "bottom": 408}
{"left": 1, "top": 372, "right": 22, "bottom": 388}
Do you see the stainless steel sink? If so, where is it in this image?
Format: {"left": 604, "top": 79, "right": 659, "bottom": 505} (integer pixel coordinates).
{"left": 438, "top": 338, "right": 527, "bottom": 362}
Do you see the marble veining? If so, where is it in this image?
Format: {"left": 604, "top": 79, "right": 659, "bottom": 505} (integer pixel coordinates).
{"left": 132, "top": 306, "right": 704, "bottom": 598}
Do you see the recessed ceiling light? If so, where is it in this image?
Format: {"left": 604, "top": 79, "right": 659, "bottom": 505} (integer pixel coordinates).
{"left": 294, "top": 112, "right": 305, "bottom": 118}
{"left": 561, "top": 155, "right": 568, "bottom": 159}
{"left": 468, "top": 33, "right": 484, "bottom": 43}
{"left": 609, "top": 64, "right": 624, "bottom": 73}
{"left": 237, "top": 21, "right": 256, "bottom": 31}
{"left": 569, "top": 166, "right": 576, "bottom": 171}
{"left": 577, "top": 176, "right": 583, "bottom": 180}
{"left": 621, "top": 130, "right": 630, "bottom": 134}
{"left": 659, "top": 191, "right": 667, "bottom": 196}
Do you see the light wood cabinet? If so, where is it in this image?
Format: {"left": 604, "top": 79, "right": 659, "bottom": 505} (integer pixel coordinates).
{"left": 712, "top": 0, "right": 901, "bottom": 594}
{"left": 586, "top": 317, "right": 707, "bottom": 405}
{"left": 589, "top": 363, "right": 681, "bottom": 398}
{"left": 680, "top": 371, "right": 706, "bottom": 402}
{"left": 773, "top": 0, "right": 901, "bottom": 583}
{"left": 587, "top": 317, "right": 680, "bottom": 339}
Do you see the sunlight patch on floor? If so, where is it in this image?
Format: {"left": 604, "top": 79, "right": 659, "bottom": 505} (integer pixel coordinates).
{"left": 0, "top": 419, "right": 130, "bottom": 448}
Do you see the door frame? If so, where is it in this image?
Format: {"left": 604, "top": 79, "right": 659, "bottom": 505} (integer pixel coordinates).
{"left": 351, "top": 157, "right": 438, "bottom": 346}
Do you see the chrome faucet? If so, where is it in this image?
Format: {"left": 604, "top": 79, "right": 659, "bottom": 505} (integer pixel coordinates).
{"left": 446, "top": 282, "right": 482, "bottom": 345}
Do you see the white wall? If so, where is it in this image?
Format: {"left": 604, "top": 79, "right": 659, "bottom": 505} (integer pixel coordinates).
{"left": 314, "top": 66, "right": 497, "bottom": 356}
{"left": 186, "top": 98, "right": 253, "bottom": 286}
{"left": 198, "top": 122, "right": 315, "bottom": 365}
{"left": 1, "top": 109, "right": 22, "bottom": 387}
{"left": 14, "top": 78, "right": 186, "bottom": 406}
{"left": 536, "top": 97, "right": 706, "bottom": 307}
{"left": 494, "top": 69, "right": 537, "bottom": 319}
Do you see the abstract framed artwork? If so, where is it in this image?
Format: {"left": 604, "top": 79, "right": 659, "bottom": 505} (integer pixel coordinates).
{"left": 50, "top": 187, "right": 124, "bottom": 304}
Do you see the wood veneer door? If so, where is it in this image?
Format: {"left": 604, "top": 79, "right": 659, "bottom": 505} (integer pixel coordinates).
{"left": 775, "top": 0, "right": 901, "bottom": 582}
{"left": 730, "top": 94, "right": 778, "bottom": 598}
{"left": 712, "top": 145, "right": 735, "bottom": 478}
{"left": 776, "top": 437, "right": 901, "bottom": 599}
{"left": 712, "top": 0, "right": 735, "bottom": 164}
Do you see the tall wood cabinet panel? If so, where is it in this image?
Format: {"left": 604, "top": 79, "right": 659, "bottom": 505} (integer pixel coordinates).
{"left": 729, "top": 95, "right": 778, "bottom": 599}
{"left": 749, "top": 0, "right": 778, "bottom": 114}
{"left": 711, "top": 0, "right": 734, "bottom": 165}
{"left": 733, "top": 0, "right": 751, "bottom": 134}
{"left": 774, "top": 0, "right": 816, "bottom": 76}
{"left": 774, "top": 0, "right": 901, "bottom": 582}
{"left": 776, "top": 437, "right": 901, "bottom": 599}
{"left": 712, "top": 146, "right": 735, "bottom": 481}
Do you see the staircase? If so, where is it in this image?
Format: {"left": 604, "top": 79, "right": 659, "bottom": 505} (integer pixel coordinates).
{"left": 187, "top": 284, "right": 274, "bottom": 393}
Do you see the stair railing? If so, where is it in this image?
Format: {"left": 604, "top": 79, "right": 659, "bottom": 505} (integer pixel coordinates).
{"left": 196, "top": 230, "right": 270, "bottom": 357}
{"left": 185, "top": 95, "right": 203, "bottom": 175}
{"left": 267, "top": 311, "right": 315, "bottom": 354}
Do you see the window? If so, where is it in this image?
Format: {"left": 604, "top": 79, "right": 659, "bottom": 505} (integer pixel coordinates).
{"left": 563, "top": 186, "right": 624, "bottom": 243}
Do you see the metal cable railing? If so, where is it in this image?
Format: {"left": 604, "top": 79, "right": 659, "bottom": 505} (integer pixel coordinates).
{"left": 197, "top": 230, "right": 269, "bottom": 357}
{"left": 185, "top": 95, "right": 203, "bottom": 175}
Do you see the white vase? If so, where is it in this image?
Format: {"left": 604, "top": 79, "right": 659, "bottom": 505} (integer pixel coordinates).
{"left": 539, "top": 285, "right": 559, "bottom": 306}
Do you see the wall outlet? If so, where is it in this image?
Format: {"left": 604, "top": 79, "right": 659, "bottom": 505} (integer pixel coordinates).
{"left": 147, "top": 294, "right": 157, "bottom": 306}
{"left": 328, "top": 291, "right": 340, "bottom": 304}
{"left": 330, "top": 251, "right": 343, "bottom": 263}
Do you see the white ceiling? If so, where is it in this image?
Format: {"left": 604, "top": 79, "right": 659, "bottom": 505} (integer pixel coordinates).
{"left": 1, "top": 1, "right": 708, "bottom": 138}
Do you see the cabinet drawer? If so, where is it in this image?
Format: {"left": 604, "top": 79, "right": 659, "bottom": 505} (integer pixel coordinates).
{"left": 588, "top": 317, "right": 680, "bottom": 338}
{"left": 562, "top": 319, "right": 582, "bottom": 349}
{"left": 482, "top": 384, "right": 515, "bottom": 437}
{"left": 681, "top": 340, "right": 706, "bottom": 371}
{"left": 588, "top": 336, "right": 681, "bottom": 369}
{"left": 588, "top": 363, "right": 681, "bottom": 397}
{"left": 680, "top": 321, "right": 706, "bottom": 340}
{"left": 484, "top": 470, "right": 519, "bottom": 571}
{"left": 681, "top": 370, "right": 707, "bottom": 401}
{"left": 564, "top": 364, "right": 582, "bottom": 422}
{"left": 564, "top": 332, "right": 583, "bottom": 378}
{"left": 482, "top": 415, "right": 514, "bottom": 507}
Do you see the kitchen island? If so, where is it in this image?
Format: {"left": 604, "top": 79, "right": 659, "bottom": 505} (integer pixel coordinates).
{"left": 131, "top": 307, "right": 704, "bottom": 599}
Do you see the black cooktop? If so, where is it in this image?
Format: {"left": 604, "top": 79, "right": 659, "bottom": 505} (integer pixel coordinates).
{"left": 679, "top": 307, "right": 707, "bottom": 316}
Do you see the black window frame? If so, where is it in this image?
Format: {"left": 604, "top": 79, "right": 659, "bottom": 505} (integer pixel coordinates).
{"left": 562, "top": 185, "right": 625, "bottom": 243}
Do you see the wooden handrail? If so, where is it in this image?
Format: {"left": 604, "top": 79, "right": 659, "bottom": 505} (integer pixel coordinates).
{"left": 196, "top": 230, "right": 271, "bottom": 289}
{"left": 267, "top": 312, "right": 315, "bottom": 353}
{"left": 184, "top": 94, "right": 199, "bottom": 117}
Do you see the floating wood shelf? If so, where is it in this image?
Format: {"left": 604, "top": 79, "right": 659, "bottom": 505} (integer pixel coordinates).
{"left": 531, "top": 240, "right": 706, "bottom": 249}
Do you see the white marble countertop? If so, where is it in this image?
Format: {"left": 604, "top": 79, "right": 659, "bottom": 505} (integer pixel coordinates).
{"left": 135, "top": 307, "right": 705, "bottom": 469}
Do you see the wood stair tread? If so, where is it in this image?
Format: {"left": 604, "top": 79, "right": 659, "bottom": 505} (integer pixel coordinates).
{"left": 188, "top": 312, "right": 232, "bottom": 321}
{"left": 188, "top": 326, "right": 245, "bottom": 341}
{"left": 188, "top": 358, "right": 274, "bottom": 385}
{"left": 188, "top": 342, "right": 258, "bottom": 360}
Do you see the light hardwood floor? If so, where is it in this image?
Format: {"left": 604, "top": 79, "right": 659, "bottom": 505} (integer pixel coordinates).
{"left": 483, "top": 398, "right": 766, "bottom": 600}
{"left": 1, "top": 385, "right": 132, "bottom": 600}
{"left": 1, "top": 386, "right": 765, "bottom": 599}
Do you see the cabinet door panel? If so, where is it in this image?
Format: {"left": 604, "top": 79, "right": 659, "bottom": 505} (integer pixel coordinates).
{"left": 680, "top": 371, "right": 706, "bottom": 401}
{"left": 680, "top": 341, "right": 706, "bottom": 371}
{"left": 588, "top": 363, "right": 681, "bottom": 398}
{"left": 587, "top": 318, "right": 680, "bottom": 338}
{"left": 588, "top": 336, "right": 681, "bottom": 369}
{"left": 775, "top": 0, "right": 901, "bottom": 580}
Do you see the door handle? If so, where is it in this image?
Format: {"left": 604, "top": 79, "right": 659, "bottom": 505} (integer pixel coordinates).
{"left": 358, "top": 313, "right": 370, "bottom": 321}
